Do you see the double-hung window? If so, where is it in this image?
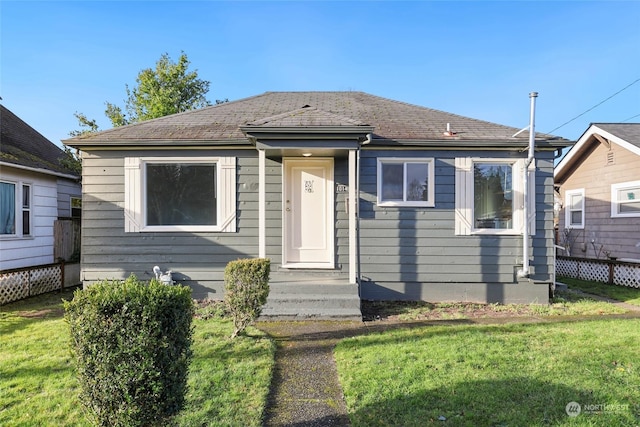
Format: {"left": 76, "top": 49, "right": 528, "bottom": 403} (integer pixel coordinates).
{"left": 565, "top": 189, "right": 585, "bottom": 228}
{"left": 21, "top": 184, "right": 31, "bottom": 235}
{"left": 611, "top": 181, "right": 640, "bottom": 218}
{"left": 377, "top": 158, "right": 435, "bottom": 207}
{"left": 0, "top": 181, "right": 31, "bottom": 237}
{"left": 124, "top": 157, "right": 237, "bottom": 232}
{"left": 455, "top": 157, "right": 535, "bottom": 235}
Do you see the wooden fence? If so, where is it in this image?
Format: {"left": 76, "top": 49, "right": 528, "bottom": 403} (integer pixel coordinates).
{"left": 556, "top": 256, "right": 640, "bottom": 289}
{"left": 54, "top": 219, "right": 81, "bottom": 262}
{"left": 0, "top": 263, "right": 64, "bottom": 305}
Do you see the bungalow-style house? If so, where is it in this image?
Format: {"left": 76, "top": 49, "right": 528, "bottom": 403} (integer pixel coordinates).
{"left": 555, "top": 123, "right": 640, "bottom": 262}
{"left": 64, "top": 91, "right": 569, "bottom": 316}
{"left": 0, "top": 104, "right": 82, "bottom": 270}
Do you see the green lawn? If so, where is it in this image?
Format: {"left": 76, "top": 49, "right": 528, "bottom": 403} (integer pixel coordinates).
{"left": 3, "top": 286, "right": 640, "bottom": 426}
{"left": 335, "top": 319, "right": 640, "bottom": 426}
{"left": 559, "top": 277, "right": 640, "bottom": 307}
{"left": 0, "top": 288, "right": 275, "bottom": 427}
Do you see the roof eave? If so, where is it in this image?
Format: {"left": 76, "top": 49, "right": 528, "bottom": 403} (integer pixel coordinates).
{"left": 240, "top": 125, "right": 375, "bottom": 142}
{"left": 0, "top": 161, "right": 80, "bottom": 180}
{"left": 555, "top": 124, "right": 640, "bottom": 183}
{"left": 367, "top": 138, "right": 572, "bottom": 150}
{"left": 63, "top": 138, "right": 254, "bottom": 150}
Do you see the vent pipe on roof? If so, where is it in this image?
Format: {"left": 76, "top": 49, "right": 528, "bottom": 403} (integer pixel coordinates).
{"left": 517, "top": 92, "right": 538, "bottom": 279}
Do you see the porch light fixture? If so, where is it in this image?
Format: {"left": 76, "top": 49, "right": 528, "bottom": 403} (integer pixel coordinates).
{"left": 302, "top": 152, "right": 312, "bottom": 157}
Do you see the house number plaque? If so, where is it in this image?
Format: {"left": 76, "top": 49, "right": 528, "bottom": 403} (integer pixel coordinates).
{"left": 305, "top": 180, "right": 314, "bottom": 193}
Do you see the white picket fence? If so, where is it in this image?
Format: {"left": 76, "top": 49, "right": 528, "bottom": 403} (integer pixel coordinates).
{"left": 556, "top": 256, "right": 640, "bottom": 288}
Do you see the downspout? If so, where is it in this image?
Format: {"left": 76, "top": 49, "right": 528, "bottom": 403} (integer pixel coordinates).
{"left": 356, "top": 134, "right": 371, "bottom": 293}
{"left": 517, "top": 92, "right": 538, "bottom": 278}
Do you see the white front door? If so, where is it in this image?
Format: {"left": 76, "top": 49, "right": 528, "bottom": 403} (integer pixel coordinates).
{"left": 283, "top": 158, "right": 334, "bottom": 268}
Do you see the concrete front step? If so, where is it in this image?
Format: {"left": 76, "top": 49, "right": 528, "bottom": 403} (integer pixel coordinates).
{"left": 268, "top": 283, "right": 359, "bottom": 295}
{"left": 263, "top": 294, "right": 360, "bottom": 309}
{"left": 260, "top": 280, "right": 362, "bottom": 320}
{"left": 259, "top": 307, "right": 362, "bottom": 321}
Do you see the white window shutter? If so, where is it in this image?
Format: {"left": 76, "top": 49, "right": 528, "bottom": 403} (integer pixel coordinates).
{"left": 512, "top": 159, "right": 536, "bottom": 236}
{"left": 218, "top": 157, "right": 237, "bottom": 232}
{"left": 454, "top": 157, "right": 472, "bottom": 235}
{"left": 124, "top": 157, "right": 142, "bottom": 233}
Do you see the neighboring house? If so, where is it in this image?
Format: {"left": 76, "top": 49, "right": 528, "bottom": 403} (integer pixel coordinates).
{"left": 555, "top": 123, "right": 640, "bottom": 262}
{"left": 0, "top": 104, "right": 81, "bottom": 270}
{"left": 64, "top": 91, "right": 569, "bottom": 307}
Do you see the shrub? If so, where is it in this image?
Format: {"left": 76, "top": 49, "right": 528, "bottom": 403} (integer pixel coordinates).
{"left": 224, "top": 258, "right": 270, "bottom": 338}
{"left": 63, "top": 275, "right": 194, "bottom": 427}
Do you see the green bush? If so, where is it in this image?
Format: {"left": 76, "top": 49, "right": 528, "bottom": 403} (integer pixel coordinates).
{"left": 224, "top": 258, "right": 270, "bottom": 338}
{"left": 63, "top": 275, "right": 194, "bottom": 427}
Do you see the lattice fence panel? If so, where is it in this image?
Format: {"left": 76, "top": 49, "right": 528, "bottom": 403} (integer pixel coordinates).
{"left": 1, "top": 264, "right": 63, "bottom": 305}
{"left": 614, "top": 264, "right": 640, "bottom": 289}
{"left": 556, "top": 258, "right": 577, "bottom": 277}
{"left": 577, "top": 261, "right": 609, "bottom": 283}
{"left": 29, "top": 265, "right": 62, "bottom": 296}
{"left": 0, "top": 271, "right": 29, "bottom": 305}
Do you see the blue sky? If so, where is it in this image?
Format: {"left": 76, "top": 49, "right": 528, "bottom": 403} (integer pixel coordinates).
{"left": 2, "top": 1, "right": 639, "bottom": 150}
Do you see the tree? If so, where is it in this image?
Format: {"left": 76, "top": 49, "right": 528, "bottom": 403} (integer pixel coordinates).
{"left": 70, "top": 51, "right": 215, "bottom": 135}
{"left": 106, "top": 51, "right": 212, "bottom": 126}
{"left": 69, "top": 112, "right": 99, "bottom": 137}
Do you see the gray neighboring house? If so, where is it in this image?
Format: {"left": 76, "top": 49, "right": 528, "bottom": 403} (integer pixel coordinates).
{"left": 555, "top": 123, "right": 640, "bottom": 262}
{"left": 64, "top": 91, "right": 570, "bottom": 314}
{"left": 1, "top": 104, "right": 81, "bottom": 270}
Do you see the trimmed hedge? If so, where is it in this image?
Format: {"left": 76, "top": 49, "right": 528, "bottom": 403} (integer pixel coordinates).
{"left": 63, "top": 276, "right": 194, "bottom": 427}
{"left": 224, "top": 258, "right": 270, "bottom": 338}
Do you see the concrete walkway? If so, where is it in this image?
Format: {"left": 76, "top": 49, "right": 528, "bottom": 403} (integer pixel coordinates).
{"left": 258, "top": 321, "right": 364, "bottom": 427}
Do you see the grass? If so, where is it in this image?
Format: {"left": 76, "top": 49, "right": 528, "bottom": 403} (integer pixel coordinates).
{"left": 0, "top": 288, "right": 275, "bottom": 427}
{"left": 335, "top": 319, "right": 640, "bottom": 426}
{"left": 559, "top": 276, "right": 640, "bottom": 307}
{"left": 2, "top": 284, "right": 639, "bottom": 426}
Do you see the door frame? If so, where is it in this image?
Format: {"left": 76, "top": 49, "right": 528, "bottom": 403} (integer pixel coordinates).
{"left": 282, "top": 157, "right": 335, "bottom": 269}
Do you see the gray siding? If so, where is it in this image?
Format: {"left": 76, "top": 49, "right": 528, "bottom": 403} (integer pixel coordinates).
{"left": 81, "top": 149, "right": 259, "bottom": 299}
{"left": 56, "top": 177, "right": 81, "bottom": 218}
{"left": 358, "top": 149, "right": 555, "bottom": 303}
{"left": 80, "top": 148, "right": 556, "bottom": 303}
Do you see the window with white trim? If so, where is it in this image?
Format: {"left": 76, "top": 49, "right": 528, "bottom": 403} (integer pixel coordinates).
{"left": 0, "top": 180, "right": 32, "bottom": 237}
{"left": 377, "top": 158, "right": 435, "bottom": 207}
{"left": 124, "top": 157, "right": 236, "bottom": 232}
{"left": 611, "top": 181, "right": 640, "bottom": 218}
{"left": 565, "top": 189, "right": 585, "bottom": 229}
{"left": 21, "top": 184, "right": 31, "bottom": 235}
{"left": 454, "top": 157, "right": 535, "bottom": 235}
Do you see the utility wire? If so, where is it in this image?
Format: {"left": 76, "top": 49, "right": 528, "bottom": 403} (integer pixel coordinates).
{"left": 546, "top": 77, "right": 640, "bottom": 134}
{"left": 622, "top": 112, "right": 640, "bottom": 122}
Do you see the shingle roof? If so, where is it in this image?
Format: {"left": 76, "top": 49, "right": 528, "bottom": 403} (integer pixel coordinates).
{"left": 591, "top": 123, "right": 640, "bottom": 148}
{"left": 1, "top": 104, "right": 79, "bottom": 177}
{"left": 64, "top": 91, "right": 568, "bottom": 146}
